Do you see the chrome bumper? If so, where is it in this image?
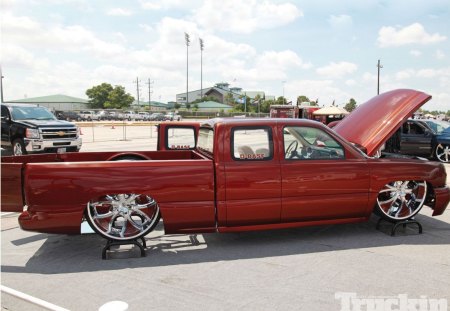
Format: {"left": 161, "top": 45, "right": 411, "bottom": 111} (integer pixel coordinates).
{"left": 24, "top": 137, "right": 82, "bottom": 153}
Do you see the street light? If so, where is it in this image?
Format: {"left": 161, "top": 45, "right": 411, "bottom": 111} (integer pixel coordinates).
{"left": 199, "top": 38, "right": 204, "bottom": 100}
{"left": 282, "top": 80, "right": 286, "bottom": 103}
{"left": 185, "top": 32, "right": 190, "bottom": 106}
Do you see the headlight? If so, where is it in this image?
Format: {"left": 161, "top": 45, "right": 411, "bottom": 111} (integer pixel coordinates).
{"left": 25, "top": 128, "right": 40, "bottom": 139}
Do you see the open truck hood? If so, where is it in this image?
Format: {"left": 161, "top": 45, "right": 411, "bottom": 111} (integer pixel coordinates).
{"left": 333, "top": 89, "right": 431, "bottom": 156}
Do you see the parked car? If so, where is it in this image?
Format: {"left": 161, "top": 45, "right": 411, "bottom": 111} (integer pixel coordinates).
{"left": 164, "top": 112, "right": 182, "bottom": 121}
{"left": 422, "top": 119, "right": 450, "bottom": 163}
{"left": 55, "top": 110, "right": 82, "bottom": 122}
{"left": 1, "top": 104, "right": 82, "bottom": 156}
{"left": 79, "top": 110, "right": 99, "bottom": 121}
{"left": 1, "top": 89, "right": 449, "bottom": 244}
{"left": 148, "top": 112, "right": 166, "bottom": 121}
{"left": 138, "top": 112, "right": 150, "bottom": 121}
{"left": 96, "top": 110, "right": 112, "bottom": 121}
{"left": 383, "top": 119, "right": 450, "bottom": 163}
{"left": 122, "top": 111, "right": 140, "bottom": 121}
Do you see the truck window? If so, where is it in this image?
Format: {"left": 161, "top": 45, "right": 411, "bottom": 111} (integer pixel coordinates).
{"left": 283, "top": 126, "right": 344, "bottom": 160}
{"left": 232, "top": 127, "right": 273, "bottom": 160}
{"left": 166, "top": 127, "right": 196, "bottom": 150}
{"left": 198, "top": 127, "right": 214, "bottom": 154}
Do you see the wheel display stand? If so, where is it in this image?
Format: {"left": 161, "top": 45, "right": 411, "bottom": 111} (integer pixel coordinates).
{"left": 102, "top": 237, "right": 147, "bottom": 259}
{"left": 376, "top": 217, "right": 423, "bottom": 236}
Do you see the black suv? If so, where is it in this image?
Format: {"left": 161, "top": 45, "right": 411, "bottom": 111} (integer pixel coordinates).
{"left": 1, "top": 104, "right": 82, "bottom": 156}
{"left": 55, "top": 110, "right": 82, "bottom": 121}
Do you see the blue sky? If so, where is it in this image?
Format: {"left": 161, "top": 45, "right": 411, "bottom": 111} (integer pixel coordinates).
{"left": 2, "top": 0, "right": 449, "bottom": 111}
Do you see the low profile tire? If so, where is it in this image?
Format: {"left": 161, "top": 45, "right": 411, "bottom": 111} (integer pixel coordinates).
{"left": 86, "top": 194, "right": 160, "bottom": 241}
{"left": 12, "top": 139, "right": 26, "bottom": 156}
{"left": 435, "top": 144, "right": 450, "bottom": 163}
{"left": 375, "top": 180, "right": 427, "bottom": 221}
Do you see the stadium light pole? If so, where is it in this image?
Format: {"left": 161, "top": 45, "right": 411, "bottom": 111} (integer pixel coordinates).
{"left": 199, "top": 38, "right": 204, "bottom": 100}
{"left": 185, "top": 33, "right": 190, "bottom": 107}
{"left": 377, "top": 59, "right": 383, "bottom": 95}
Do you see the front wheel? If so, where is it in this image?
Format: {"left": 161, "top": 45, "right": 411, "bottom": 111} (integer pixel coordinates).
{"left": 435, "top": 144, "right": 450, "bottom": 163}
{"left": 375, "top": 180, "right": 427, "bottom": 221}
{"left": 86, "top": 193, "right": 160, "bottom": 241}
{"left": 12, "top": 139, "right": 26, "bottom": 156}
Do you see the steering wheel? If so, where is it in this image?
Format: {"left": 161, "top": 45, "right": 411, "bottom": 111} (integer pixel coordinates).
{"left": 301, "top": 146, "right": 313, "bottom": 159}
{"left": 286, "top": 141, "right": 299, "bottom": 159}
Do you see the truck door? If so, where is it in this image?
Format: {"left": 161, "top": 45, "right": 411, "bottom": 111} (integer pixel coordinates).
{"left": 280, "top": 125, "right": 370, "bottom": 221}
{"left": 1, "top": 105, "right": 11, "bottom": 147}
{"left": 223, "top": 125, "right": 282, "bottom": 226}
{"left": 400, "top": 120, "right": 432, "bottom": 156}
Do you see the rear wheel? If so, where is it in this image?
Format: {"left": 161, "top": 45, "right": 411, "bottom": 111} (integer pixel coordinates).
{"left": 375, "top": 180, "right": 427, "bottom": 221}
{"left": 12, "top": 139, "right": 26, "bottom": 156}
{"left": 86, "top": 194, "right": 160, "bottom": 241}
{"left": 435, "top": 144, "right": 450, "bottom": 163}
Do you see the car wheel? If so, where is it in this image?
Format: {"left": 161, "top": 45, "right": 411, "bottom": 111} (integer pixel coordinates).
{"left": 86, "top": 193, "right": 160, "bottom": 241}
{"left": 435, "top": 144, "right": 450, "bottom": 163}
{"left": 12, "top": 139, "right": 26, "bottom": 156}
{"left": 375, "top": 180, "right": 427, "bottom": 221}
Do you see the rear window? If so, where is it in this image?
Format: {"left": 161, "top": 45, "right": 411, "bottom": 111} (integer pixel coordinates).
{"left": 166, "top": 127, "right": 196, "bottom": 150}
{"left": 232, "top": 127, "right": 273, "bottom": 161}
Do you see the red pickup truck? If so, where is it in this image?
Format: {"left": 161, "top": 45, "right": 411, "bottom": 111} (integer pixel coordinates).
{"left": 1, "top": 89, "right": 449, "bottom": 243}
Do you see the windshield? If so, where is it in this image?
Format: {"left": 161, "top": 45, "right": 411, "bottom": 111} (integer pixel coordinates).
{"left": 11, "top": 106, "right": 57, "bottom": 121}
{"left": 424, "top": 120, "right": 450, "bottom": 134}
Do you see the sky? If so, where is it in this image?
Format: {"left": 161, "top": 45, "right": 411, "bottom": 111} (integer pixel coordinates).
{"left": 1, "top": 0, "right": 450, "bottom": 111}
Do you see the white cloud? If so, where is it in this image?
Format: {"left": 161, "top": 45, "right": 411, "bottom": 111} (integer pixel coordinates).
{"left": 139, "top": 23, "right": 154, "bottom": 32}
{"left": 256, "top": 50, "right": 312, "bottom": 70}
{"left": 286, "top": 79, "right": 351, "bottom": 106}
{"left": 316, "top": 62, "right": 358, "bottom": 78}
{"left": 377, "top": 23, "right": 446, "bottom": 47}
{"left": 106, "top": 8, "right": 133, "bottom": 16}
{"left": 328, "top": 14, "right": 353, "bottom": 28}
{"left": 192, "top": 0, "right": 303, "bottom": 34}
{"left": 410, "top": 50, "right": 422, "bottom": 57}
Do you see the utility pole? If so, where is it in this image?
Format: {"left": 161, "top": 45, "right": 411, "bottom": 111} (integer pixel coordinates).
{"left": 133, "top": 77, "right": 141, "bottom": 106}
{"left": 146, "top": 78, "right": 154, "bottom": 110}
{"left": 377, "top": 59, "right": 383, "bottom": 95}
{"left": 199, "top": 38, "right": 204, "bottom": 100}
{"left": 185, "top": 33, "right": 190, "bottom": 107}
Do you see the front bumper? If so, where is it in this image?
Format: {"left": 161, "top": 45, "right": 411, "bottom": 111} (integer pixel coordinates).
{"left": 24, "top": 137, "right": 82, "bottom": 153}
{"left": 432, "top": 186, "right": 450, "bottom": 216}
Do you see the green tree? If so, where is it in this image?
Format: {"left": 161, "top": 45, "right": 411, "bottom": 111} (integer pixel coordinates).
{"left": 186, "top": 103, "right": 191, "bottom": 110}
{"left": 297, "top": 95, "right": 310, "bottom": 105}
{"left": 275, "top": 96, "right": 287, "bottom": 105}
{"left": 193, "top": 103, "right": 199, "bottom": 111}
{"left": 260, "top": 99, "right": 275, "bottom": 113}
{"left": 86, "top": 83, "right": 113, "bottom": 109}
{"left": 105, "top": 86, "right": 134, "bottom": 109}
{"left": 174, "top": 103, "right": 181, "bottom": 110}
{"left": 344, "top": 98, "right": 357, "bottom": 112}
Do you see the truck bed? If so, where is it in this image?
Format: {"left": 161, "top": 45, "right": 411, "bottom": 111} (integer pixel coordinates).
{"left": 1, "top": 150, "right": 215, "bottom": 234}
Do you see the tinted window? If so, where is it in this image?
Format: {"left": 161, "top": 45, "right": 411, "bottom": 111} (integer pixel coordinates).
{"left": 10, "top": 106, "right": 56, "bottom": 121}
{"left": 283, "top": 126, "right": 344, "bottom": 160}
{"left": 232, "top": 127, "right": 273, "bottom": 160}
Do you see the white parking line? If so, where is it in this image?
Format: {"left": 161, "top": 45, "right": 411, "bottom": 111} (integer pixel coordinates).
{"left": 1, "top": 285, "right": 70, "bottom": 311}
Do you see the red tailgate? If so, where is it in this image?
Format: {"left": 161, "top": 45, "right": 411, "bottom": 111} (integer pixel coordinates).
{"left": 1, "top": 162, "right": 24, "bottom": 212}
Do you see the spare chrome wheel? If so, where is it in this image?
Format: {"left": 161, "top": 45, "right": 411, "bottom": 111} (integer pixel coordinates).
{"left": 435, "top": 144, "right": 450, "bottom": 163}
{"left": 86, "top": 194, "right": 160, "bottom": 241}
{"left": 375, "top": 180, "right": 427, "bottom": 221}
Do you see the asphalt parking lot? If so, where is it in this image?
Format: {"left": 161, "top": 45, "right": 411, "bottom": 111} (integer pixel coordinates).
{"left": 1, "top": 126, "right": 450, "bottom": 311}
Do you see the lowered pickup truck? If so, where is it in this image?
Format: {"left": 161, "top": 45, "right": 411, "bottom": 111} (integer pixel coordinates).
{"left": 1, "top": 90, "right": 449, "bottom": 243}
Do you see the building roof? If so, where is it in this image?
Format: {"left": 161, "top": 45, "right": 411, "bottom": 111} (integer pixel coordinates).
{"left": 195, "top": 101, "right": 232, "bottom": 109}
{"left": 8, "top": 94, "right": 88, "bottom": 104}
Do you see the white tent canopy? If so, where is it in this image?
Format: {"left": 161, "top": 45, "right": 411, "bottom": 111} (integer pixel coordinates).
{"left": 313, "top": 106, "right": 349, "bottom": 116}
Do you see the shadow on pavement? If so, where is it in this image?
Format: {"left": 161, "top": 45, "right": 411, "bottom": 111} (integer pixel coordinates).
{"left": 2, "top": 213, "right": 450, "bottom": 275}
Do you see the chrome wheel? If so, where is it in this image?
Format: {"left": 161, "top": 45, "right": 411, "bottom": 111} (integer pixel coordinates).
{"left": 376, "top": 180, "right": 427, "bottom": 221}
{"left": 435, "top": 144, "right": 450, "bottom": 163}
{"left": 12, "top": 139, "right": 26, "bottom": 156}
{"left": 86, "top": 194, "right": 160, "bottom": 241}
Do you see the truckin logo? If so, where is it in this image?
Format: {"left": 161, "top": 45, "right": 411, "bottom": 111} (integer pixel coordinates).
{"left": 335, "top": 292, "right": 447, "bottom": 311}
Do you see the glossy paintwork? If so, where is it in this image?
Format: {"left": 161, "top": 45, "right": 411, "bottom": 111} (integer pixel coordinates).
{"left": 1, "top": 97, "right": 449, "bottom": 237}
{"left": 334, "top": 89, "right": 431, "bottom": 156}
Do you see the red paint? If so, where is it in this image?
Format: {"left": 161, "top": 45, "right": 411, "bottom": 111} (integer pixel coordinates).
{"left": 1, "top": 90, "right": 449, "bottom": 238}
